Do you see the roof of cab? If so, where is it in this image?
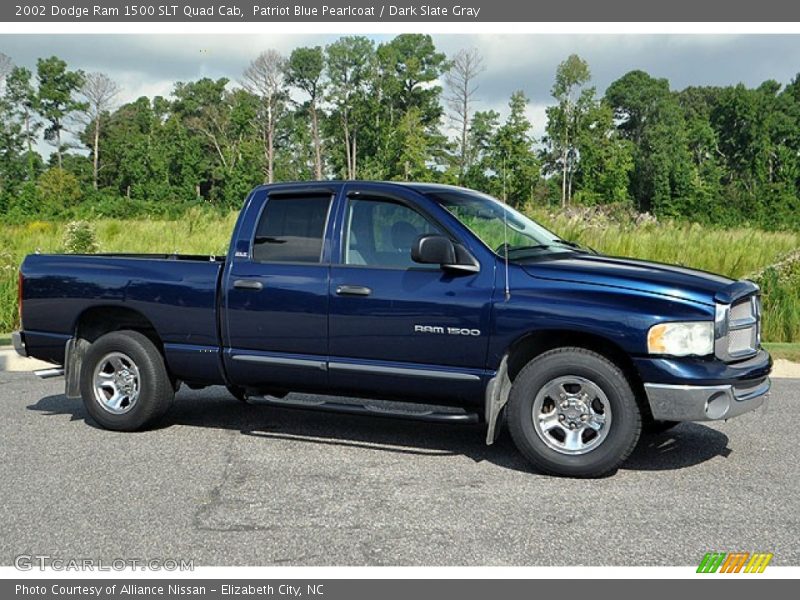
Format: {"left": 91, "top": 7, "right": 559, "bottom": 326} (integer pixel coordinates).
{"left": 253, "top": 180, "right": 473, "bottom": 195}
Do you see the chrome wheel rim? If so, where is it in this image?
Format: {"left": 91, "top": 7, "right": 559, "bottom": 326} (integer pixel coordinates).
{"left": 532, "top": 375, "right": 612, "bottom": 455}
{"left": 92, "top": 352, "right": 141, "bottom": 415}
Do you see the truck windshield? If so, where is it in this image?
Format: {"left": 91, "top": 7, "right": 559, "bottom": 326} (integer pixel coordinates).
{"left": 425, "top": 188, "right": 575, "bottom": 259}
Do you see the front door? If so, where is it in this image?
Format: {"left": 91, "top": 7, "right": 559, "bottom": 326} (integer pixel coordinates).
{"left": 328, "top": 185, "right": 494, "bottom": 403}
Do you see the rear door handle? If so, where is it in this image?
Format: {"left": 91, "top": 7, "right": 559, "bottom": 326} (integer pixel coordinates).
{"left": 336, "top": 285, "right": 372, "bottom": 297}
{"left": 233, "top": 279, "right": 264, "bottom": 291}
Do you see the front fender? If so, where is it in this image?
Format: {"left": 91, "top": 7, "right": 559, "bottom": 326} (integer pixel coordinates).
{"left": 488, "top": 274, "right": 715, "bottom": 370}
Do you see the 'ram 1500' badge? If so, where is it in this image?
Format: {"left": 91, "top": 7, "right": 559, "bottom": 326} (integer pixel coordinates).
{"left": 414, "top": 325, "right": 481, "bottom": 336}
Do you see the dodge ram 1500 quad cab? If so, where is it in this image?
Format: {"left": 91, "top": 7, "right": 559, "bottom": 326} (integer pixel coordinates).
{"left": 13, "top": 182, "right": 771, "bottom": 477}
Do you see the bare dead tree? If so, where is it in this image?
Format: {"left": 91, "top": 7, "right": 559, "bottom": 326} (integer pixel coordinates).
{"left": 80, "top": 72, "right": 120, "bottom": 190}
{"left": 243, "top": 50, "right": 287, "bottom": 184}
{"left": 444, "top": 48, "right": 485, "bottom": 182}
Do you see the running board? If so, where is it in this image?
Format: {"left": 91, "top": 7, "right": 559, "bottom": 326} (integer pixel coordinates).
{"left": 254, "top": 395, "right": 480, "bottom": 424}
{"left": 34, "top": 367, "right": 65, "bottom": 379}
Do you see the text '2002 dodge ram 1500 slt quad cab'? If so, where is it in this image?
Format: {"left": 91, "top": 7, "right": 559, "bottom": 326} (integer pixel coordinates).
{"left": 13, "top": 182, "right": 772, "bottom": 477}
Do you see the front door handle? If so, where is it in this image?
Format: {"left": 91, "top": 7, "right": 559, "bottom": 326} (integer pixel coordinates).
{"left": 336, "top": 285, "right": 372, "bottom": 297}
{"left": 233, "top": 279, "right": 264, "bottom": 291}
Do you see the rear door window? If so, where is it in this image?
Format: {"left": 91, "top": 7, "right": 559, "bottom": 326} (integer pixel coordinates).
{"left": 252, "top": 195, "right": 332, "bottom": 263}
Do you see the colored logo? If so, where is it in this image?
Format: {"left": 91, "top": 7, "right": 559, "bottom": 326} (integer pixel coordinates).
{"left": 697, "top": 552, "right": 773, "bottom": 573}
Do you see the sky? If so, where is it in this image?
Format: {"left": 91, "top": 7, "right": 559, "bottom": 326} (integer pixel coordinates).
{"left": 2, "top": 33, "right": 800, "bottom": 148}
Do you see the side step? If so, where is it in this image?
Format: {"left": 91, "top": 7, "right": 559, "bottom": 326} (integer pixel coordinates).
{"left": 254, "top": 395, "right": 480, "bottom": 424}
{"left": 34, "top": 368, "right": 65, "bottom": 379}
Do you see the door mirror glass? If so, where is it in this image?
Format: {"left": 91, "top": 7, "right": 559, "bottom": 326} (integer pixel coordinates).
{"left": 411, "top": 235, "right": 456, "bottom": 266}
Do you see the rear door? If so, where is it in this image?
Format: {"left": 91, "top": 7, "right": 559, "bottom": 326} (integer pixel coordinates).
{"left": 327, "top": 184, "right": 494, "bottom": 403}
{"left": 222, "top": 186, "right": 338, "bottom": 390}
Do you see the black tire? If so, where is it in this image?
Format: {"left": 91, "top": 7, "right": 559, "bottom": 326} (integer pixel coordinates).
{"left": 80, "top": 330, "right": 174, "bottom": 431}
{"left": 507, "top": 347, "right": 641, "bottom": 478}
{"left": 643, "top": 419, "right": 680, "bottom": 435}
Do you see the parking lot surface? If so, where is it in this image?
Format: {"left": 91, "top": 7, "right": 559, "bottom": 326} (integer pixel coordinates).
{"left": 0, "top": 373, "right": 796, "bottom": 566}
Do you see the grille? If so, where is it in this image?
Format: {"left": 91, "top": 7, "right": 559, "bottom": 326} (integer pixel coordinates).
{"left": 730, "top": 300, "right": 753, "bottom": 322}
{"left": 728, "top": 326, "right": 756, "bottom": 355}
{"left": 720, "top": 296, "right": 760, "bottom": 360}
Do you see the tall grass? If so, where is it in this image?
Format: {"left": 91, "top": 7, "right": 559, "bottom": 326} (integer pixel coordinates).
{"left": 0, "top": 209, "right": 237, "bottom": 333}
{"left": 533, "top": 211, "right": 800, "bottom": 280}
{"left": 0, "top": 207, "right": 798, "bottom": 342}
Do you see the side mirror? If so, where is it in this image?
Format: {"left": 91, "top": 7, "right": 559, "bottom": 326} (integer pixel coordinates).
{"left": 411, "top": 235, "right": 480, "bottom": 273}
{"left": 411, "top": 234, "right": 456, "bottom": 265}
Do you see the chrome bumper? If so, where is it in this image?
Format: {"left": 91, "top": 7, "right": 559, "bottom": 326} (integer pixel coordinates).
{"left": 11, "top": 331, "right": 26, "bottom": 357}
{"left": 644, "top": 378, "right": 770, "bottom": 422}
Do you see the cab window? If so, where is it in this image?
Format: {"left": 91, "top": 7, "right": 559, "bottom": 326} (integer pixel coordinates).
{"left": 252, "top": 195, "right": 332, "bottom": 263}
{"left": 343, "top": 197, "right": 446, "bottom": 268}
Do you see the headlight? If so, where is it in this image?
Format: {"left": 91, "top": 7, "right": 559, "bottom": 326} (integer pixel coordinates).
{"left": 647, "top": 322, "right": 714, "bottom": 356}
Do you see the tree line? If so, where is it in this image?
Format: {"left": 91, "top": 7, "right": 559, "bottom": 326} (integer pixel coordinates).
{"left": 2, "top": 35, "right": 800, "bottom": 229}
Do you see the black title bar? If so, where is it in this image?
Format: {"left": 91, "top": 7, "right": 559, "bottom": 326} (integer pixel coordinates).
{"left": 3, "top": 0, "right": 800, "bottom": 22}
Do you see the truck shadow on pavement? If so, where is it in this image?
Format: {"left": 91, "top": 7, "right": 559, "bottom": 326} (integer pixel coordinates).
{"left": 29, "top": 388, "right": 732, "bottom": 476}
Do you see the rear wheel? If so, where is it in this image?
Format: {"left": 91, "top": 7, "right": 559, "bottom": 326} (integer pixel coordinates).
{"left": 507, "top": 347, "right": 641, "bottom": 477}
{"left": 80, "top": 330, "right": 174, "bottom": 431}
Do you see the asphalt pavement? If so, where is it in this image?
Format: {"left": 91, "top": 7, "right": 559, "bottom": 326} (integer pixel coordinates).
{"left": 0, "top": 372, "right": 797, "bottom": 566}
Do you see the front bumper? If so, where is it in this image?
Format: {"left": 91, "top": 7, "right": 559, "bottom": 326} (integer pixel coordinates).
{"left": 644, "top": 377, "right": 770, "bottom": 421}
{"left": 11, "top": 331, "right": 26, "bottom": 357}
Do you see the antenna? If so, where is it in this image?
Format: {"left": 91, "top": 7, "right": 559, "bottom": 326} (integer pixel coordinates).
{"left": 502, "top": 154, "right": 510, "bottom": 301}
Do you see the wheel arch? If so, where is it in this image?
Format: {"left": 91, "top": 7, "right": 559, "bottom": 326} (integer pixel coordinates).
{"left": 501, "top": 328, "right": 651, "bottom": 421}
{"left": 66, "top": 306, "right": 169, "bottom": 400}
{"left": 73, "top": 305, "right": 164, "bottom": 351}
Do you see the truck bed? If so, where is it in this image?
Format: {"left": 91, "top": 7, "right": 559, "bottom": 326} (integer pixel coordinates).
{"left": 20, "top": 253, "right": 225, "bottom": 384}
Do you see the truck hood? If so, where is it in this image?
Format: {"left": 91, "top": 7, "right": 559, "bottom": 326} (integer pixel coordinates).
{"left": 520, "top": 253, "right": 734, "bottom": 306}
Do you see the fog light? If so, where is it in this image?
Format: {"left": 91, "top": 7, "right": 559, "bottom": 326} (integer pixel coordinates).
{"left": 705, "top": 391, "right": 731, "bottom": 420}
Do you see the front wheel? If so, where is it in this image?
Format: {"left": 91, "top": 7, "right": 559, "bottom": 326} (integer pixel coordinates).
{"left": 507, "top": 348, "right": 641, "bottom": 477}
{"left": 80, "top": 330, "right": 174, "bottom": 431}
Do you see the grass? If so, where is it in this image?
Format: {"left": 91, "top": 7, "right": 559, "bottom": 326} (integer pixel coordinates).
{"left": 531, "top": 210, "right": 800, "bottom": 280}
{"left": 0, "top": 333, "right": 9, "bottom": 346}
{"left": 764, "top": 343, "right": 800, "bottom": 362}
{"left": 0, "top": 206, "right": 798, "bottom": 342}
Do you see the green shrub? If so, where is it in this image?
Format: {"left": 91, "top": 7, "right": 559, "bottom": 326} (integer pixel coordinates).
{"left": 63, "top": 221, "right": 99, "bottom": 254}
{"left": 37, "top": 168, "right": 82, "bottom": 216}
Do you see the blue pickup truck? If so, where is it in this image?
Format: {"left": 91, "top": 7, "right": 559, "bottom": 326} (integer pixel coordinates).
{"left": 13, "top": 182, "right": 771, "bottom": 477}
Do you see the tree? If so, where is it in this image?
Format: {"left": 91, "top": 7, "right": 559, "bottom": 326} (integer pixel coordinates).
{"left": 80, "top": 72, "right": 119, "bottom": 189}
{"left": 37, "top": 167, "right": 82, "bottom": 214}
{"left": 394, "top": 108, "right": 431, "bottom": 181}
{"left": 285, "top": 46, "right": 326, "bottom": 180}
{"left": 489, "top": 91, "right": 540, "bottom": 207}
{"left": 547, "top": 54, "right": 592, "bottom": 207}
{"left": 572, "top": 102, "right": 634, "bottom": 205}
{"left": 0, "top": 52, "right": 11, "bottom": 88}
{"left": 376, "top": 34, "right": 447, "bottom": 122}
{"left": 36, "top": 56, "right": 86, "bottom": 168}
{"left": 711, "top": 81, "right": 800, "bottom": 226}
{"left": 605, "top": 70, "right": 695, "bottom": 216}
{"left": 4, "top": 66, "right": 40, "bottom": 182}
{"left": 444, "top": 48, "right": 485, "bottom": 182}
{"left": 373, "top": 34, "right": 448, "bottom": 179}
{"left": 326, "top": 36, "right": 375, "bottom": 179}
{"left": 462, "top": 109, "right": 499, "bottom": 191}
{"left": 243, "top": 50, "right": 287, "bottom": 184}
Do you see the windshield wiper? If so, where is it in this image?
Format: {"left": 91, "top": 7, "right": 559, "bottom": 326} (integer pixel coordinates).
{"left": 551, "top": 238, "right": 598, "bottom": 254}
{"left": 499, "top": 244, "right": 553, "bottom": 256}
